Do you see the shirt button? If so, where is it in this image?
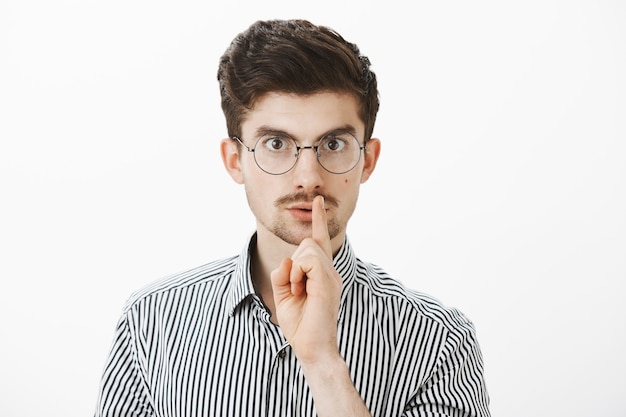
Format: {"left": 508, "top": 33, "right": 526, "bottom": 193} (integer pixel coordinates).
{"left": 278, "top": 349, "right": 286, "bottom": 359}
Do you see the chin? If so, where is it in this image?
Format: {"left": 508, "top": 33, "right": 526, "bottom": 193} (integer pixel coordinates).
{"left": 273, "top": 228, "right": 309, "bottom": 247}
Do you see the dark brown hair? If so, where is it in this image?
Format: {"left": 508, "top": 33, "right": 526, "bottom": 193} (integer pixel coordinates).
{"left": 217, "top": 19, "right": 379, "bottom": 140}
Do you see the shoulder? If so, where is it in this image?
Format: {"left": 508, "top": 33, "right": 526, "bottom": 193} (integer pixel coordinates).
{"left": 122, "top": 256, "right": 238, "bottom": 311}
{"left": 353, "top": 258, "right": 476, "bottom": 335}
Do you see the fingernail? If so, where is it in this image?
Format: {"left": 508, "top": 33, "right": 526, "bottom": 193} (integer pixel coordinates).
{"left": 321, "top": 196, "right": 325, "bottom": 210}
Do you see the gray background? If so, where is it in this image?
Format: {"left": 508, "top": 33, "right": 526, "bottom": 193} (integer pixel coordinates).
{"left": 1, "top": 1, "right": 624, "bottom": 416}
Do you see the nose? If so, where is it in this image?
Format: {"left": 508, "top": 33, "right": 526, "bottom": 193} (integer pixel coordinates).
{"left": 291, "top": 146, "right": 324, "bottom": 191}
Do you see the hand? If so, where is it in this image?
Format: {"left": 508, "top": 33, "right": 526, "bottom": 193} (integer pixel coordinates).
{"left": 270, "top": 195, "right": 343, "bottom": 363}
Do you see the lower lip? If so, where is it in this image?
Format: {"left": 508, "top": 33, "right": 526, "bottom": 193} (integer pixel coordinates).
{"left": 287, "top": 208, "right": 313, "bottom": 222}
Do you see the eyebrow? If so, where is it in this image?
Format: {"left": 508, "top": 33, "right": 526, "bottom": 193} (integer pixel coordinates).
{"left": 253, "top": 124, "right": 358, "bottom": 141}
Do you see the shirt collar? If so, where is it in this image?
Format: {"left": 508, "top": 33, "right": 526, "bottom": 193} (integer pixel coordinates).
{"left": 227, "top": 232, "right": 358, "bottom": 321}
{"left": 227, "top": 233, "right": 258, "bottom": 316}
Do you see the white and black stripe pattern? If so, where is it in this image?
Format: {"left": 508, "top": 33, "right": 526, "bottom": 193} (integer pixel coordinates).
{"left": 94, "top": 235, "right": 490, "bottom": 416}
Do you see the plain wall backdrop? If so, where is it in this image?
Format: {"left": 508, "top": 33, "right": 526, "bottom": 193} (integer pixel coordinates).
{"left": 1, "top": 1, "right": 624, "bottom": 416}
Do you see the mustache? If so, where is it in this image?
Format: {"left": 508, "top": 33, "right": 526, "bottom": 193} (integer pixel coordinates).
{"left": 274, "top": 192, "right": 338, "bottom": 208}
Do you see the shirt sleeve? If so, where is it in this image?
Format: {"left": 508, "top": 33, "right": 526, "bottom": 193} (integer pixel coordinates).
{"left": 402, "top": 317, "right": 491, "bottom": 417}
{"left": 94, "top": 311, "right": 154, "bottom": 417}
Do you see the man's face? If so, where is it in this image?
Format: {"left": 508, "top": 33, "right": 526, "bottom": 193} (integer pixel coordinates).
{"left": 222, "top": 91, "right": 379, "bottom": 247}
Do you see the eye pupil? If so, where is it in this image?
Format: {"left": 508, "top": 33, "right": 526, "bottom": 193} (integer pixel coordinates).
{"left": 270, "top": 138, "right": 283, "bottom": 150}
{"left": 327, "top": 139, "right": 340, "bottom": 151}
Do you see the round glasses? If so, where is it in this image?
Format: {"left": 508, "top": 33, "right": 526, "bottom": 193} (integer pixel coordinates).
{"left": 233, "top": 132, "right": 366, "bottom": 175}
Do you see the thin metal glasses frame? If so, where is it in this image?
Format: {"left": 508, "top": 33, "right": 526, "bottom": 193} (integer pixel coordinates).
{"left": 232, "top": 135, "right": 366, "bottom": 175}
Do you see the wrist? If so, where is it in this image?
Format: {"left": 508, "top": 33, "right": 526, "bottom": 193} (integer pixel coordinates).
{"left": 294, "top": 336, "right": 340, "bottom": 368}
{"left": 298, "top": 353, "right": 372, "bottom": 417}
{"left": 298, "top": 347, "right": 344, "bottom": 373}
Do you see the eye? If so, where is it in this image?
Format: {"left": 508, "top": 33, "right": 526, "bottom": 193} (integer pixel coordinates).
{"left": 260, "top": 136, "right": 293, "bottom": 152}
{"left": 320, "top": 135, "right": 348, "bottom": 152}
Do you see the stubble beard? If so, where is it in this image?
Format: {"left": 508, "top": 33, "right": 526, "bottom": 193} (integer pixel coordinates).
{"left": 271, "top": 192, "right": 344, "bottom": 246}
{"left": 247, "top": 189, "right": 351, "bottom": 246}
{"left": 270, "top": 216, "right": 343, "bottom": 246}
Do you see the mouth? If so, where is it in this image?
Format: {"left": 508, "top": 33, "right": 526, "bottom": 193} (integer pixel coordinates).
{"left": 275, "top": 193, "right": 337, "bottom": 217}
{"left": 286, "top": 204, "right": 314, "bottom": 221}
{"left": 288, "top": 203, "right": 314, "bottom": 212}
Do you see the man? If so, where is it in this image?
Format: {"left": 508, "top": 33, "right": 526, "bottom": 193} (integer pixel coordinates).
{"left": 95, "top": 19, "right": 490, "bottom": 416}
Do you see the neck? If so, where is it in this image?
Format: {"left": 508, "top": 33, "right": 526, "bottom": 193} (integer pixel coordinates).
{"left": 250, "top": 227, "right": 298, "bottom": 323}
{"left": 250, "top": 226, "right": 345, "bottom": 323}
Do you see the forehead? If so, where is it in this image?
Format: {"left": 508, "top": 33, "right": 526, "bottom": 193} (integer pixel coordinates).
{"left": 242, "top": 91, "right": 364, "bottom": 139}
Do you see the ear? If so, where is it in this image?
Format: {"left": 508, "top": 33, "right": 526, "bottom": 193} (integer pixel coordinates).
{"left": 360, "top": 138, "right": 381, "bottom": 184}
{"left": 220, "top": 138, "right": 244, "bottom": 184}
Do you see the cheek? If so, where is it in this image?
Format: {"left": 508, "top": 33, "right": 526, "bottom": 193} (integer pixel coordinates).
{"left": 243, "top": 171, "right": 282, "bottom": 201}
{"left": 333, "top": 176, "right": 360, "bottom": 200}
{"left": 341, "top": 173, "right": 360, "bottom": 185}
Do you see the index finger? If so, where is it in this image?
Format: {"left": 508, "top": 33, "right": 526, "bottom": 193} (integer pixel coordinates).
{"left": 312, "top": 195, "right": 333, "bottom": 259}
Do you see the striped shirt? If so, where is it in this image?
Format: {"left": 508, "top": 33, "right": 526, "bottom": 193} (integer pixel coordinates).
{"left": 94, "top": 235, "right": 490, "bottom": 416}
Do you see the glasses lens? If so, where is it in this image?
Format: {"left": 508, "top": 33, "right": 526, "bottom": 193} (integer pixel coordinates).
{"left": 253, "top": 134, "right": 298, "bottom": 175}
{"left": 317, "top": 133, "right": 362, "bottom": 174}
